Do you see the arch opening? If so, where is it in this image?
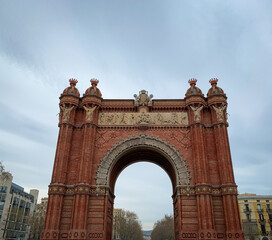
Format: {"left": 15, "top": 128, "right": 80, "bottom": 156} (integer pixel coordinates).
{"left": 114, "top": 161, "right": 173, "bottom": 231}
{"left": 96, "top": 134, "right": 191, "bottom": 193}
{"left": 109, "top": 147, "right": 177, "bottom": 192}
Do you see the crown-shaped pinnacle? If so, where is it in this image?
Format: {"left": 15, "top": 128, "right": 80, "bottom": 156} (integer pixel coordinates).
{"left": 188, "top": 78, "right": 197, "bottom": 91}
{"left": 209, "top": 78, "right": 218, "bottom": 85}
{"left": 90, "top": 78, "right": 99, "bottom": 86}
{"left": 188, "top": 78, "right": 197, "bottom": 85}
{"left": 69, "top": 78, "right": 78, "bottom": 86}
{"left": 209, "top": 78, "right": 218, "bottom": 92}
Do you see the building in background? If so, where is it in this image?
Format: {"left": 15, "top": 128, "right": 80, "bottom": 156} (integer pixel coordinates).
{"left": 238, "top": 193, "right": 272, "bottom": 240}
{"left": 112, "top": 208, "right": 122, "bottom": 240}
{"left": 0, "top": 172, "right": 38, "bottom": 240}
{"left": 142, "top": 230, "right": 152, "bottom": 240}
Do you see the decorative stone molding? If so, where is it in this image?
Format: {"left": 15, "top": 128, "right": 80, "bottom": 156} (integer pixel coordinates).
{"left": 96, "top": 134, "right": 191, "bottom": 187}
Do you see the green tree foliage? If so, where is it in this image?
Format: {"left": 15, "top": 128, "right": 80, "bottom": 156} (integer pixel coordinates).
{"left": 151, "top": 214, "right": 174, "bottom": 240}
{"left": 114, "top": 209, "right": 143, "bottom": 240}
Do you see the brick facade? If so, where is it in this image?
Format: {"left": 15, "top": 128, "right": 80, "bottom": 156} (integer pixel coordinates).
{"left": 42, "top": 78, "right": 244, "bottom": 240}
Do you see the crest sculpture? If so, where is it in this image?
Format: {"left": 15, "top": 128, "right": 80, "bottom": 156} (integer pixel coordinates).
{"left": 134, "top": 90, "right": 153, "bottom": 106}
{"left": 42, "top": 78, "right": 244, "bottom": 240}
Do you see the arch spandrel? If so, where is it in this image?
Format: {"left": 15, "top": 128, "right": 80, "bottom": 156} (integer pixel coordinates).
{"left": 95, "top": 134, "right": 191, "bottom": 189}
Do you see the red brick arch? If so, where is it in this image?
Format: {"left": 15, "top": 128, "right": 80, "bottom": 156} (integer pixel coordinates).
{"left": 96, "top": 134, "right": 190, "bottom": 191}
{"left": 42, "top": 79, "right": 244, "bottom": 240}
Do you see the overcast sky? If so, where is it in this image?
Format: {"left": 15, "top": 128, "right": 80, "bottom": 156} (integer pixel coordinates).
{"left": 0, "top": 0, "right": 272, "bottom": 230}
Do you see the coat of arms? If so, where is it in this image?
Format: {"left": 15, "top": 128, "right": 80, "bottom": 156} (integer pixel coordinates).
{"left": 133, "top": 90, "right": 153, "bottom": 106}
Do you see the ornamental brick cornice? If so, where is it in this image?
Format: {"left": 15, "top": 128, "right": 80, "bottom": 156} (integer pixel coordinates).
{"left": 59, "top": 95, "right": 80, "bottom": 106}
{"left": 221, "top": 186, "right": 238, "bottom": 195}
{"left": 173, "top": 185, "right": 238, "bottom": 197}
{"left": 81, "top": 95, "right": 102, "bottom": 106}
{"left": 207, "top": 95, "right": 227, "bottom": 106}
{"left": 58, "top": 122, "right": 76, "bottom": 128}
{"left": 48, "top": 184, "right": 111, "bottom": 196}
{"left": 184, "top": 95, "right": 206, "bottom": 107}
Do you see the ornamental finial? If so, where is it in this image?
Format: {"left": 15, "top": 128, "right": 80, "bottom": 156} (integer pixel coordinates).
{"left": 90, "top": 78, "right": 99, "bottom": 86}
{"left": 69, "top": 78, "right": 78, "bottom": 93}
{"left": 69, "top": 78, "right": 78, "bottom": 86}
{"left": 209, "top": 78, "right": 218, "bottom": 92}
{"left": 188, "top": 78, "right": 197, "bottom": 91}
{"left": 209, "top": 78, "right": 218, "bottom": 85}
{"left": 188, "top": 78, "right": 197, "bottom": 86}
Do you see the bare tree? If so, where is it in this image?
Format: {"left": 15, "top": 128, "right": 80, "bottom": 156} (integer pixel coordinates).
{"left": 28, "top": 200, "right": 47, "bottom": 239}
{"left": 114, "top": 209, "right": 143, "bottom": 240}
{"left": 242, "top": 222, "right": 259, "bottom": 240}
{"left": 0, "top": 161, "right": 10, "bottom": 181}
{"left": 151, "top": 215, "right": 174, "bottom": 240}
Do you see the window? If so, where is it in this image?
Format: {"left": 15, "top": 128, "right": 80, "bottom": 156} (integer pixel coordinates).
{"left": 15, "top": 223, "right": 21, "bottom": 230}
{"left": 267, "top": 204, "right": 271, "bottom": 211}
{"left": 6, "top": 230, "right": 16, "bottom": 238}
{"left": 244, "top": 200, "right": 248, "bottom": 202}
{"left": 269, "top": 214, "right": 272, "bottom": 221}
{"left": 21, "top": 224, "right": 27, "bottom": 231}
{"left": 259, "top": 214, "right": 264, "bottom": 221}
{"left": 266, "top": 200, "right": 269, "bottom": 202}
{"left": 257, "top": 204, "right": 262, "bottom": 211}
{"left": 25, "top": 202, "right": 31, "bottom": 209}
{"left": 8, "top": 221, "right": 15, "bottom": 229}
{"left": 0, "top": 201, "right": 4, "bottom": 210}
{"left": 17, "top": 213, "right": 23, "bottom": 223}
{"left": 261, "top": 224, "right": 266, "bottom": 235}
{"left": 246, "top": 213, "right": 251, "bottom": 221}
{"left": 13, "top": 197, "right": 19, "bottom": 206}
{"left": 23, "top": 216, "right": 28, "bottom": 223}
{"left": 0, "top": 186, "right": 7, "bottom": 193}
{"left": 1, "top": 193, "right": 6, "bottom": 202}
{"left": 257, "top": 200, "right": 260, "bottom": 202}
{"left": 9, "top": 213, "right": 16, "bottom": 221}
{"left": 19, "top": 200, "right": 25, "bottom": 208}
{"left": 245, "top": 204, "right": 250, "bottom": 211}
{"left": 24, "top": 207, "right": 30, "bottom": 216}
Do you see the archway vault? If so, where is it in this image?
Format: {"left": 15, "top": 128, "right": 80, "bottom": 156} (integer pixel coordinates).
{"left": 95, "top": 134, "right": 191, "bottom": 191}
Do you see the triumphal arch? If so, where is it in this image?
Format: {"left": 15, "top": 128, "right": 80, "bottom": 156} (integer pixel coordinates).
{"left": 42, "top": 78, "right": 244, "bottom": 240}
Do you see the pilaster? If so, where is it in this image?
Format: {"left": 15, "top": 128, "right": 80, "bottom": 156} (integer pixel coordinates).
{"left": 70, "top": 88, "right": 102, "bottom": 236}
{"left": 43, "top": 80, "right": 80, "bottom": 240}
{"left": 207, "top": 78, "right": 244, "bottom": 239}
{"left": 186, "top": 84, "right": 217, "bottom": 239}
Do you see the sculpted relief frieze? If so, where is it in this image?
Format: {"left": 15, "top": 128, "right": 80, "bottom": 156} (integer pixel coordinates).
{"left": 98, "top": 111, "right": 189, "bottom": 126}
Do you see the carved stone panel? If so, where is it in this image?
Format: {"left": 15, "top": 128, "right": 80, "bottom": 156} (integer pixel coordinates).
{"left": 98, "top": 112, "right": 188, "bottom": 126}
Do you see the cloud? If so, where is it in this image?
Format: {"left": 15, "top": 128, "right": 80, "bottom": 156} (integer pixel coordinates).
{"left": 0, "top": 0, "right": 272, "bottom": 229}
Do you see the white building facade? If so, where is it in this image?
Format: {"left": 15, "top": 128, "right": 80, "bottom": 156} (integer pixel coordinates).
{"left": 0, "top": 173, "right": 38, "bottom": 240}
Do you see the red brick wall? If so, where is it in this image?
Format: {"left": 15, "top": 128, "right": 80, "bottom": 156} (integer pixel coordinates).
{"left": 42, "top": 86, "right": 244, "bottom": 240}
